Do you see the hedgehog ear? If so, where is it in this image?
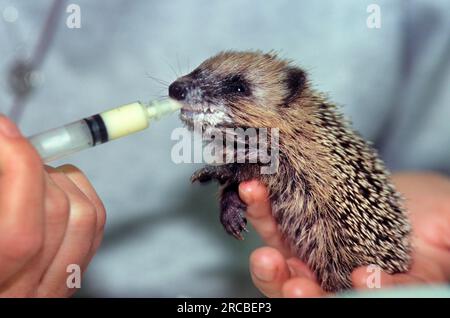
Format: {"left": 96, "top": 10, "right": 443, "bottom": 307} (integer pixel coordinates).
{"left": 263, "top": 51, "right": 278, "bottom": 60}
{"left": 283, "top": 66, "right": 306, "bottom": 106}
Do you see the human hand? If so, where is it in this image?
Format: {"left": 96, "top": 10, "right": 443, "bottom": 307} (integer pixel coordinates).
{"left": 239, "top": 173, "right": 450, "bottom": 297}
{"left": 351, "top": 173, "right": 450, "bottom": 290}
{"left": 0, "top": 115, "right": 106, "bottom": 297}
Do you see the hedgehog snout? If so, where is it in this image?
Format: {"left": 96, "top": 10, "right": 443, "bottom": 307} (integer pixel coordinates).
{"left": 168, "top": 80, "right": 188, "bottom": 101}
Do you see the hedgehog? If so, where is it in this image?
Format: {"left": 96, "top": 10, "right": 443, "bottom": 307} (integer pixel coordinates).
{"left": 168, "top": 51, "right": 412, "bottom": 292}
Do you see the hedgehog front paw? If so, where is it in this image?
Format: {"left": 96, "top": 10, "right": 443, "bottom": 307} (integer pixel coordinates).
{"left": 191, "top": 166, "right": 216, "bottom": 183}
{"left": 191, "top": 165, "right": 232, "bottom": 184}
{"left": 220, "top": 187, "right": 248, "bottom": 240}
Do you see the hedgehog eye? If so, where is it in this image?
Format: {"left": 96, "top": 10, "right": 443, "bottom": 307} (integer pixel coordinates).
{"left": 235, "top": 83, "right": 246, "bottom": 93}
{"left": 222, "top": 75, "right": 250, "bottom": 96}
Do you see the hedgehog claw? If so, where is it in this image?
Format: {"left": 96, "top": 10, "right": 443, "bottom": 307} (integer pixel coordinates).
{"left": 229, "top": 226, "right": 244, "bottom": 240}
{"left": 191, "top": 167, "right": 214, "bottom": 183}
{"left": 220, "top": 207, "right": 248, "bottom": 240}
{"left": 240, "top": 214, "right": 249, "bottom": 233}
{"left": 192, "top": 165, "right": 232, "bottom": 184}
{"left": 235, "top": 233, "right": 244, "bottom": 241}
{"left": 228, "top": 214, "right": 247, "bottom": 240}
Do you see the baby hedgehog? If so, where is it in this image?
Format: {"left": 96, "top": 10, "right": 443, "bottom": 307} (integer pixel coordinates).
{"left": 169, "top": 51, "right": 411, "bottom": 292}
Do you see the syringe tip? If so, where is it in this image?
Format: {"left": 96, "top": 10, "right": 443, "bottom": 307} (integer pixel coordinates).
{"left": 146, "top": 99, "right": 182, "bottom": 120}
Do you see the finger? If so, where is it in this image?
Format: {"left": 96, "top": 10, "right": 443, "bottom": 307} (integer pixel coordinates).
{"left": 413, "top": 208, "right": 450, "bottom": 251}
{"left": 351, "top": 266, "right": 392, "bottom": 289}
{"left": 46, "top": 167, "right": 98, "bottom": 267}
{"left": 239, "top": 181, "right": 290, "bottom": 256}
{"left": 249, "top": 247, "right": 290, "bottom": 298}
{"left": 0, "top": 173, "right": 71, "bottom": 296}
{"left": 0, "top": 116, "right": 45, "bottom": 282}
{"left": 37, "top": 173, "right": 71, "bottom": 271}
{"left": 55, "top": 165, "right": 105, "bottom": 218}
{"left": 39, "top": 168, "right": 98, "bottom": 297}
{"left": 286, "top": 257, "right": 317, "bottom": 281}
{"left": 281, "top": 277, "right": 326, "bottom": 298}
{"left": 282, "top": 257, "right": 325, "bottom": 298}
{"left": 55, "top": 164, "right": 106, "bottom": 253}
{"left": 351, "top": 266, "right": 421, "bottom": 290}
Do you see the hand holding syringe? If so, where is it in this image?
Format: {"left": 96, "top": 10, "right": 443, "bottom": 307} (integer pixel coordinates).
{"left": 29, "top": 99, "right": 181, "bottom": 162}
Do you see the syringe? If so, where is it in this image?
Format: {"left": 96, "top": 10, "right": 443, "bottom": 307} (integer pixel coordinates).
{"left": 29, "top": 99, "right": 182, "bottom": 163}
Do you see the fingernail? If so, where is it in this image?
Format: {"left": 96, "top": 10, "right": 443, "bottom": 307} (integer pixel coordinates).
{"left": 55, "top": 164, "right": 77, "bottom": 174}
{"left": 0, "top": 115, "right": 22, "bottom": 138}
{"left": 239, "top": 183, "right": 253, "bottom": 202}
{"left": 286, "top": 285, "right": 304, "bottom": 298}
{"left": 240, "top": 180, "right": 262, "bottom": 202}
{"left": 253, "top": 261, "right": 276, "bottom": 282}
{"left": 240, "top": 181, "right": 254, "bottom": 193}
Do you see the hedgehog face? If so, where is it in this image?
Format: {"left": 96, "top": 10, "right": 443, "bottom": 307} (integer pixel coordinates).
{"left": 169, "top": 51, "right": 308, "bottom": 130}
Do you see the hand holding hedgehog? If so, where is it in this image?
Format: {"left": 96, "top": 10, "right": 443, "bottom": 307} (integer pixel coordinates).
{"left": 242, "top": 174, "right": 450, "bottom": 297}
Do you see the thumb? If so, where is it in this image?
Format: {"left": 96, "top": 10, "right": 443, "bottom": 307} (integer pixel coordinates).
{"left": 0, "top": 115, "right": 45, "bottom": 281}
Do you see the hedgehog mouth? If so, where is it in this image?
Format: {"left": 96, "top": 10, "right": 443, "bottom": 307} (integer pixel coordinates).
{"left": 179, "top": 104, "right": 229, "bottom": 129}
{"left": 180, "top": 106, "right": 217, "bottom": 119}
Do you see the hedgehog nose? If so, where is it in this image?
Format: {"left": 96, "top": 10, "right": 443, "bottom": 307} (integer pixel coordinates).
{"left": 168, "top": 81, "right": 188, "bottom": 101}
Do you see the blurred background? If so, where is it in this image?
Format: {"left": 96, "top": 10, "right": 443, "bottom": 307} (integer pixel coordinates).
{"left": 0, "top": 0, "right": 448, "bottom": 297}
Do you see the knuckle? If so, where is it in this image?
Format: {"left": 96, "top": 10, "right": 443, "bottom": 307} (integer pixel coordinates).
{"left": 70, "top": 201, "right": 97, "bottom": 230}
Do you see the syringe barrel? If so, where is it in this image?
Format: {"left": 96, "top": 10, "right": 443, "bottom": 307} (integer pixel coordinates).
{"left": 29, "top": 119, "right": 95, "bottom": 163}
{"left": 29, "top": 102, "right": 151, "bottom": 163}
